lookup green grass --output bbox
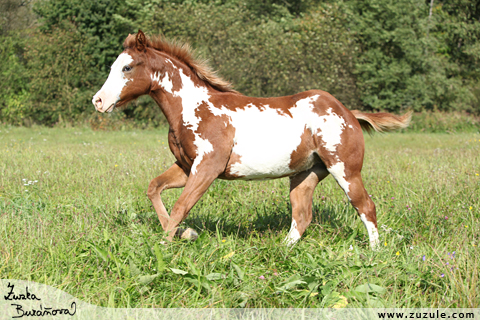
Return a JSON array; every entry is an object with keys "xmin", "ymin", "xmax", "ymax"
[{"xmin": 0, "ymin": 126, "xmax": 479, "ymax": 308}]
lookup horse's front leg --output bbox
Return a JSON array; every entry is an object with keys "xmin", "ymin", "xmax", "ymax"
[
  {"xmin": 164, "ymin": 157, "xmax": 225, "ymax": 242},
  {"xmin": 147, "ymin": 161, "xmax": 188, "ymax": 230}
]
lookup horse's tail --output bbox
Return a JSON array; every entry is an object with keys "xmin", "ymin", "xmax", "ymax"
[{"xmin": 351, "ymin": 110, "xmax": 412, "ymax": 134}]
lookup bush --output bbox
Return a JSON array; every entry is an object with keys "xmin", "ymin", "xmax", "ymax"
[
  {"xmin": 346, "ymin": 0, "xmax": 473, "ymax": 112},
  {"xmin": 0, "ymin": 33, "xmax": 30, "ymax": 125},
  {"xmin": 22, "ymin": 23, "xmax": 95, "ymax": 125}
]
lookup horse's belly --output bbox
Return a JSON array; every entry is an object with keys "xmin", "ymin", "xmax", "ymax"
[{"xmin": 226, "ymin": 131, "xmax": 316, "ymax": 180}]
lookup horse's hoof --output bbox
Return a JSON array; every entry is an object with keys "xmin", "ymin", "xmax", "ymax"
[{"xmin": 180, "ymin": 228, "xmax": 198, "ymax": 241}]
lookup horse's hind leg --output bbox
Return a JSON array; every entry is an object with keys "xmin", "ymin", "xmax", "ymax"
[
  {"xmin": 285, "ymin": 163, "xmax": 329, "ymax": 246},
  {"xmin": 147, "ymin": 162, "xmax": 188, "ymax": 230},
  {"xmin": 327, "ymin": 161, "xmax": 380, "ymax": 249}
]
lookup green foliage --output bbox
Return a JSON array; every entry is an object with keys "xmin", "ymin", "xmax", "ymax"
[
  {"xmin": 433, "ymin": 0, "xmax": 480, "ymax": 112},
  {"xmin": 33, "ymin": 0, "xmax": 131, "ymax": 75},
  {"xmin": 0, "ymin": 33, "xmax": 30, "ymax": 124},
  {"xmin": 436, "ymin": 0, "xmax": 480, "ymax": 75},
  {"xmin": 0, "ymin": 0, "xmax": 35, "ymax": 36},
  {"xmin": 22, "ymin": 22, "xmax": 95, "ymax": 125},
  {"xmin": 1, "ymin": 0, "xmax": 480, "ymax": 125},
  {"xmin": 0, "ymin": 0, "xmax": 136, "ymax": 125},
  {"xmin": 242, "ymin": 0, "xmax": 316, "ymax": 17},
  {"xmin": 346, "ymin": 0, "xmax": 471, "ymax": 112}
]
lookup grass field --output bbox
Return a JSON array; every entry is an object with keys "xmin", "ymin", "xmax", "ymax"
[{"xmin": 0, "ymin": 126, "xmax": 479, "ymax": 308}]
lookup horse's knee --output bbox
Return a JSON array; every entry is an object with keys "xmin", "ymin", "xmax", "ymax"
[{"xmin": 147, "ymin": 178, "xmax": 161, "ymax": 200}]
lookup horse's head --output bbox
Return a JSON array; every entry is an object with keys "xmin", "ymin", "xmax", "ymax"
[{"xmin": 93, "ymin": 30, "xmax": 152, "ymax": 113}]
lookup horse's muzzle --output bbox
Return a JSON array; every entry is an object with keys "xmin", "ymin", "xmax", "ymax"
[
  {"xmin": 93, "ymin": 96, "xmax": 104, "ymax": 111},
  {"xmin": 92, "ymin": 94, "xmax": 115, "ymax": 113}
]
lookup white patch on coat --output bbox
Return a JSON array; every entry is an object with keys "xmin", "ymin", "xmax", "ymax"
[
  {"xmin": 284, "ymin": 219, "xmax": 301, "ymax": 246},
  {"xmin": 191, "ymin": 137, "xmax": 213, "ymax": 174},
  {"xmin": 159, "ymin": 67, "xmax": 215, "ymax": 174},
  {"xmin": 316, "ymin": 108, "xmax": 346, "ymax": 152},
  {"xmin": 165, "ymin": 58, "xmax": 177, "ymax": 69},
  {"xmin": 151, "ymin": 59, "xmax": 178, "ymax": 91},
  {"xmin": 208, "ymin": 95, "xmax": 347, "ymax": 180},
  {"xmin": 212, "ymin": 102, "xmax": 309, "ymax": 179},
  {"xmin": 360, "ymin": 213, "xmax": 380, "ymax": 249},
  {"xmin": 151, "ymin": 71, "xmax": 173, "ymax": 94},
  {"xmin": 328, "ymin": 161, "xmax": 351, "ymax": 200},
  {"xmin": 93, "ymin": 53, "xmax": 133, "ymax": 112}
]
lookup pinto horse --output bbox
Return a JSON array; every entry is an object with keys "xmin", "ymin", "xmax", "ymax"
[{"xmin": 93, "ymin": 31, "xmax": 411, "ymax": 248}]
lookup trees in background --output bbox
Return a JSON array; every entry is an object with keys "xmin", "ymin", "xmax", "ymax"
[
  {"xmin": 348, "ymin": 0, "xmax": 480, "ymax": 112},
  {"xmin": 0, "ymin": 0, "xmax": 479, "ymax": 125}
]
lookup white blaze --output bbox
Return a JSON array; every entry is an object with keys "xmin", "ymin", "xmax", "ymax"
[{"xmin": 93, "ymin": 53, "xmax": 133, "ymax": 112}]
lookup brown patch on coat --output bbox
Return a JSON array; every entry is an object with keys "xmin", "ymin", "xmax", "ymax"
[
  {"xmin": 288, "ymin": 128, "xmax": 317, "ymax": 171},
  {"xmin": 168, "ymin": 129, "xmax": 194, "ymax": 173}
]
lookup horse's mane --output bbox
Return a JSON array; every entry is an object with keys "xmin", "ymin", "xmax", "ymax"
[{"xmin": 123, "ymin": 34, "xmax": 238, "ymax": 94}]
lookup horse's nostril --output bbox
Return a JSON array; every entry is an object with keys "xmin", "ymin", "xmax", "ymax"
[{"xmin": 95, "ymin": 97, "xmax": 103, "ymax": 108}]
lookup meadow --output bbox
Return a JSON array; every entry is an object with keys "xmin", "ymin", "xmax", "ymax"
[{"xmin": 0, "ymin": 125, "xmax": 479, "ymax": 308}]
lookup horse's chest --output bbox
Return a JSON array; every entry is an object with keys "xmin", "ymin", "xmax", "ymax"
[{"xmin": 168, "ymin": 129, "xmax": 196, "ymax": 169}]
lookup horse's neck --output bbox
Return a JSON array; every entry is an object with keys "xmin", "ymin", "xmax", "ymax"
[{"xmin": 149, "ymin": 59, "xmax": 215, "ymax": 131}]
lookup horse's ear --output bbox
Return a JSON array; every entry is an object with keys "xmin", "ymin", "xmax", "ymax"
[{"xmin": 136, "ymin": 30, "xmax": 147, "ymax": 52}]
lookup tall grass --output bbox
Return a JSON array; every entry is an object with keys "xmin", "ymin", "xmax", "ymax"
[{"xmin": 0, "ymin": 126, "xmax": 479, "ymax": 308}]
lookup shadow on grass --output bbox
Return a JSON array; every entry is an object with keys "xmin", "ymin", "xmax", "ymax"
[{"xmin": 117, "ymin": 196, "xmax": 362, "ymax": 243}]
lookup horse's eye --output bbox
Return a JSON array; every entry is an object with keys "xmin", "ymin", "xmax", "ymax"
[{"xmin": 122, "ymin": 65, "xmax": 132, "ymax": 72}]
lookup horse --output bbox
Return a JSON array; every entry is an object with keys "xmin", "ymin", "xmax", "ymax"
[{"xmin": 92, "ymin": 30, "xmax": 411, "ymax": 248}]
